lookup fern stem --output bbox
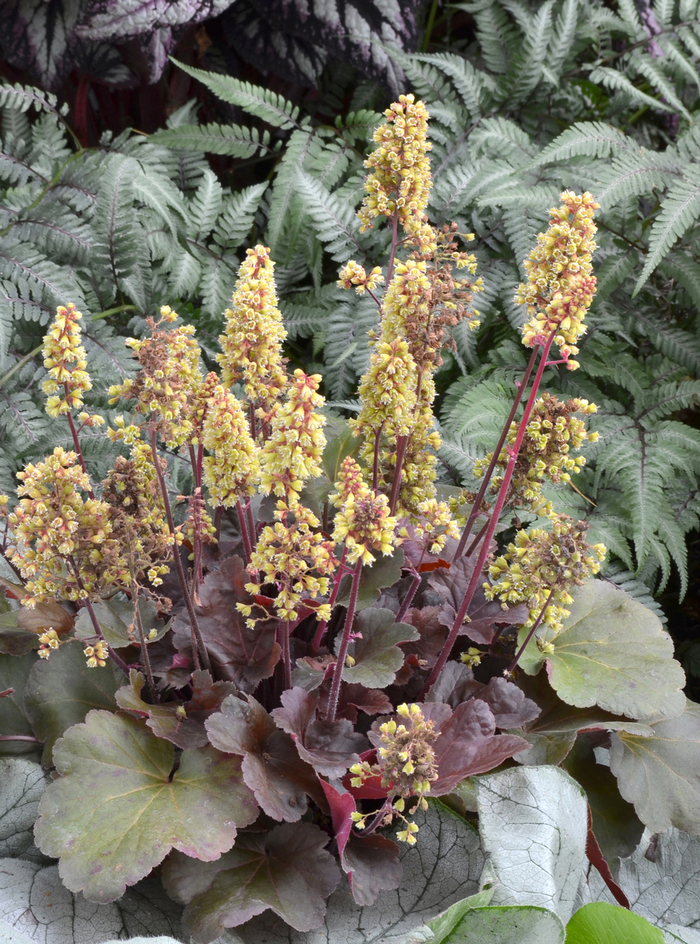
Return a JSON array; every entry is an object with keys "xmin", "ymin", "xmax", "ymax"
[
  {"xmin": 420, "ymin": 334, "xmax": 556, "ymax": 698},
  {"xmin": 421, "ymin": 0, "xmax": 440, "ymax": 51},
  {"xmin": 505, "ymin": 588, "xmax": 555, "ymax": 676},
  {"xmin": 455, "ymin": 346, "xmax": 539, "ymax": 558},
  {"xmin": 325, "ymin": 558, "xmax": 363, "ymax": 722},
  {"xmin": 148, "ymin": 425, "xmax": 211, "ymax": 673}
]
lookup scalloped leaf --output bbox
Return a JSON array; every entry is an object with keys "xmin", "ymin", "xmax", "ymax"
[{"xmin": 34, "ymin": 711, "xmax": 259, "ymax": 902}]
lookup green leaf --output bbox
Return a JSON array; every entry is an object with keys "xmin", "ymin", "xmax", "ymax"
[
  {"xmin": 521, "ymin": 580, "xmax": 685, "ymax": 722},
  {"xmin": 635, "ymin": 168, "xmax": 700, "ymax": 292},
  {"xmin": 563, "ymin": 737, "xmax": 644, "ymax": 861},
  {"xmin": 565, "ymin": 902, "xmax": 664, "ymax": 943},
  {"xmin": 336, "ymin": 549, "xmax": 405, "ymax": 611},
  {"xmin": 475, "ymin": 766, "xmax": 587, "ymax": 925},
  {"xmin": 0, "ymin": 860, "xmax": 183, "ymax": 942},
  {"xmin": 150, "ymin": 122, "xmax": 274, "ymax": 159},
  {"xmin": 0, "ymin": 757, "xmax": 48, "ymax": 858},
  {"xmin": 609, "ymin": 700, "xmax": 700, "ymax": 835},
  {"xmin": 23, "ymin": 638, "xmax": 119, "ymax": 765},
  {"xmin": 74, "ymin": 596, "xmax": 169, "ymax": 648},
  {"xmin": 340, "ymin": 608, "xmax": 418, "ymax": 688},
  {"xmin": 34, "ymin": 711, "xmax": 259, "ymax": 902},
  {"xmin": 0, "ymin": 652, "xmax": 38, "ymax": 756},
  {"xmin": 424, "ymin": 904, "xmax": 565, "ymax": 943}
]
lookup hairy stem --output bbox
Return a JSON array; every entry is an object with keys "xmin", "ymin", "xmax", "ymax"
[
  {"xmin": 388, "ymin": 435, "xmax": 408, "ymax": 515},
  {"xmin": 131, "ymin": 581, "xmax": 158, "ymax": 701},
  {"xmin": 312, "ymin": 545, "xmax": 347, "ymax": 651},
  {"xmin": 66, "ymin": 408, "xmax": 94, "ymax": 499},
  {"xmin": 395, "ymin": 569, "xmax": 422, "ymax": 624},
  {"xmin": 386, "ymin": 212, "xmax": 400, "ymax": 285},
  {"xmin": 281, "ymin": 620, "xmax": 292, "ymax": 691},
  {"xmin": 236, "ymin": 499, "xmax": 253, "ymax": 564},
  {"xmin": 325, "ymin": 559, "xmax": 363, "ymax": 723},
  {"xmin": 149, "ymin": 425, "xmax": 210, "ymax": 672},
  {"xmin": 421, "ymin": 334, "xmax": 555, "ymax": 697}
]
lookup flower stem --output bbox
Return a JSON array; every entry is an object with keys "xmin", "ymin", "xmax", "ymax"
[
  {"xmin": 455, "ymin": 345, "xmax": 539, "ymax": 558},
  {"xmin": 421, "ymin": 334, "xmax": 555, "ymax": 697},
  {"xmin": 395, "ymin": 568, "xmax": 422, "ymax": 623},
  {"xmin": 236, "ymin": 499, "xmax": 253, "ymax": 563},
  {"xmin": 131, "ymin": 579, "xmax": 158, "ymax": 701},
  {"xmin": 386, "ymin": 212, "xmax": 400, "ymax": 285},
  {"xmin": 506, "ymin": 588, "xmax": 555, "ymax": 676},
  {"xmin": 149, "ymin": 425, "xmax": 211, "ymax": 672},
  {"xmin": 66, "ymin": 408, "xmax": 95, "ymax": 499},
  {"xmin": 281, "ymin": 620, "xmax": 292, "ymax": 690},
  {"xmin": 326, "ymin": 559, "xmax": 363, "ymax": 723},
  {"xmin": 312, "ymin": 545, "xmax": 347, "ymax": 651},
  {"xmin": 388, "ymin": 435, "xmax": 408, "ymax": 515}
]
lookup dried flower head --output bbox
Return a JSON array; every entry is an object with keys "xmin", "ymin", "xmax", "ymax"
[
  {"xmin": 202, "ymin": 385, "xmax": 259, "ymax": 507},
  {"xmin": 475, "ymin": 393, "xmax": 599, "ymax": 517},
  {"xmin": 109, "ymin": 307, "xmax": 202, "ymax": 447},
  {"xmin": 42, "ymin": 303, "xmax": 93, "ymax": 417},
  {"xmin": 217, "ymin": 246, "xmax": 288, "ymax": 414},
  {"xmin": 242, "ymin": 501, "xmax": 337, "ymax": 624},
  {"xmin": 517, "ymin": 191, "xmax": 599, "ymax": 369},
  {"xmin": 485, "ymin": 515, "xmax": 606, "ymax": 635}
]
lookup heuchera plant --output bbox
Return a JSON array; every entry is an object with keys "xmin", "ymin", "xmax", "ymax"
[{"xmin": 0, "ymin": 96, "xmax": 690, "ymax": 942}]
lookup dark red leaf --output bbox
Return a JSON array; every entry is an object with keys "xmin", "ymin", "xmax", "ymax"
[
  {"xmin": 418, "ymin": 559, "xmax": 451, "ymax": 573},
  {"xmin": 272, "ymin": 687, "xmax": 367, "ymax": 779},
  {"xmin": 172, "ymin": 556, "xmax": 280, "ymax": 690},
  {"xmin": 206, "ymin": 694, "xmax": 324, "ymax": 821}
]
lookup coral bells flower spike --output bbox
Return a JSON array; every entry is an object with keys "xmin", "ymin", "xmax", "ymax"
[
  {"xmin": 337, "ymin": 261, "xmax": 384, "ymax": 296},
  {"xmin": 258, "ymin": 370, "xmax": 326, "ymax": 505},
  {"xmin": 202, "ymin": 385, "xmax": 259, "ymax": 507},
  {"xmin": 358, "ymin": 94, "xmax": 434, "ymax": 249},
  {"xmin": 42, "ymin": 304, "xmax": 94, "ymax": 417},
  {"xmin": 517, "ymin": 191, "xmax": 599, "ymax": 369},
  {"xmin": 331, "ymin": 458, "xmax": 398, "ymax": 565},
  {"xmin": 217, "ymin": 245, "xmax": 288, "ymax": 414}
]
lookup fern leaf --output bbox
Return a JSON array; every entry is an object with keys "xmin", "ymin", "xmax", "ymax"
[
  {"xmin": 199, "ymin": 255, "xmax": 238, "ymax": 319},
  {"xmin": 469, "ymin": 0, "xmax": 520, "ymax": 74},
  {"xmin": 149, "ymin": 122, "xmax": 275, "ymax": 158},
  {"xmin": 132, "ymin": 164, "xmax": 187, "ymax": 235},
  {"xmin": 656, "ymin": 250, "xmax": 700, "ymax": 313},
  {"xmin": 266, "ymin": 128, "xmax": 317, "ymax": 253},
  {"xmin": 506, "ymin": 0, "xmax": 556, "ymax": 104},
  {"xmin": 469, "ymin": 117, "xmax": 536, "ymax": 163},
  {"xmin": 587, "ymin": 65, "xmax": 676, "ymax": 113},
  {"xmin": 293, "ymin": 170, "xmax": 363, "ymax": 263},
  {"xmin": 170, "ymin": 60, "xmax": 303, "ymax": 131},
  {"xmin": 629, "ymin": 51, "xmax": 691, "ymax": 120},
  {"xmin": 188, "ymin": 169, "xmax": 223, "ymax": 242},
  {"xmin": 0, "ymin": 239, "xmax": 84, "ymax": 311},
  {"xmin": 213, "ymin": 183, "xmax": 268, "ymax": 252},
  {"xmin": 593, "ymin": 250, "xmax": 636, "ymax": 299},
  {"xmin": 594, "ymin": 149, "xmax": 678, "ymax": 209},
  {"xmin": 657, "ymin": 34, "xmax": 700, "ymax": 92},
  {"xmin": 168, "ymin": 248, "xmax": 202, "ymax": 299},
  {"xmin": 546, "ymin": 0, "xmax": 579, "ymax": 76},
  {"xmin": 0, "ymin": 83, "xmax": 63, "ymax": 118},
  {"xmin": 602, "ymin": 561, "xmax": 667, "ymax": 621},
  {"xmin": 441, "ymin": 376, "xmax": 518, "ymax": 440},
  {"xmin": 412, "ymin": 52, "xmax": 485, "ymax": 116},
  {"xmin": 635, "ymin": 167, "xmax": 700, "ymax": 291},
  {"xmin": 532, "ymin": 121, "xmax": 633, "ymax": 166},
  {"xmin": 91, "ymin": 155, "xmax": 151, "ymax": 312},
  {"xmin": 12, "ymin": 210, "xmax": 91, "ymax": 265}
]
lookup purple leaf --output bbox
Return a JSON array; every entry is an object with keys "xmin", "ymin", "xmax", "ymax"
[
  {"xmin": 320, "ymin": 779, "xmax": 402, "ymax": 907},
  {"xmin": 428, "ymin": 556, "xmax": 528, "ymax": 645},
  {"xmin": 426, "ymin": 663, "xmax": 540, "ymax": 729},
  {"xmin": 162, "ymin": 822, "xmax": 341, "ymax": 942},
  {"xmin": 172, "ymin": 556, "xmax": 280, "ymax": 691},
  {"xmin": 205, "ymin": 693, "xmax": 324, "ymax": 822},
  {"xmin": 272, "ymin": 687, "xmax": 367, "ymax": 779}
]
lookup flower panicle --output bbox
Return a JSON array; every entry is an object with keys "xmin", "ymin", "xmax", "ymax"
[
  {"xmin": 42, "ymin": 303, "xmax": 99, "ymax": 421},
  {"xmin": 517, "ymin": 191, "xmax": 599, "ymax": 369},
  {"xmin": 330, "ymin": 457, "xmax": 398, "ymax": 565},
  {"xmin": 202, "ymin": 384, "xmax": 259, "ymax": 507}
]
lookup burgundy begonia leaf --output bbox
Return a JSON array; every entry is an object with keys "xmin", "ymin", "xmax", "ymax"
[
  {"xmin": 116, "ymin": 670, "xmax": 237, "ymax": 750},
  {"xmin": 341, "ymin": 608, "xmax": 419, "ymax": 689},
  {"xmin": 426, "ymin": 661, "xmax": 482, "ymax": 706},
  {"xmin": 172, "ymin": 556, "xmax": 280, "ymax": 690},
  {"xmin": 403, "ymin": 605, "xmax": 448, "ymax": 667},
  {"xmin": 421, "ymin": 701, "xmax": 529, "ymax": 795},
  {"xmin": 320, "ymin": 779, "xmax": 401, "ymax": 906},
  {"xmin": 428, "ymin": 556, "xmax": 528, "ymax": 644},
  {"xmin": 205, "ymin": 693, "xmax": 323, "ymax": 822},
  {"xmin": 272, "ymin": 687, "xmax": 367, "ymax": 778},
  {"xmin": 34, "ymin": 711, "xmax": 259, "ymax": 902},
  {"xmin": 162, "ymin": 822, "xmax": 341, "ymax": 942}
]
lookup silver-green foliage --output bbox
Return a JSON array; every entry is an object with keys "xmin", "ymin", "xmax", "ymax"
[{"xmin": 0, "ymin": 93, "xmax": 269, "ymax": 494}]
